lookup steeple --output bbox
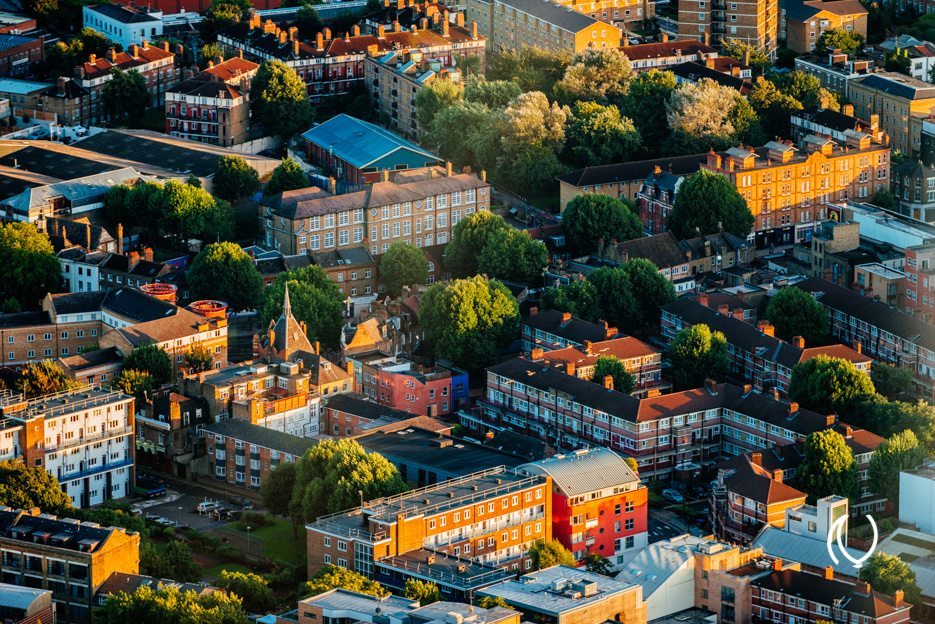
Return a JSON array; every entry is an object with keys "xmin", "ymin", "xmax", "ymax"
[
  {"xmin": 266, "ymin": 280, "xmax": 314, "ymax": 361},
  {"xmin": 282, "ymin": 281, "xmax": 292, "ymax": 318}
]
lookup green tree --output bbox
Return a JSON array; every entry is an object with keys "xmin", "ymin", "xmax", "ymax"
[
  {"xmin": 869, "ymin": 429, "xmax": 927, "ymax": 504},
  {"xmin": 477, "ymin": 228, "xmax": 548, "ymax": 284},
  {"xmin": 500, "ymin": 91, "xmax": 567, "ymax": 153},
  {"xmin": 528, "ymin": 539, "xmax": 576, "ymax": 569},
  {"xmin": 476, "ymin": 596, "xmax": 510, "ymax": 609},
  {"xmin": 487, "ymin": 47, "xmax": 571, "ymax": 96},
  {"xmin": 445, "ymin": 211, "xmax": 510, "ymax": 277},
  {"xmin": 1, "ymin": 298, "xmax": 20, "ymax": 313},
  {"xmin": 265, "ymin": 158, "xmax": 309, "ymax": 196},
  {"xmin": 203, "ymin": 0, "xmax": 249, "ymax": 32},
  {"xmin": 113, "ymin": 369, "xmax": 154, "ymax": 402},
  {"xmin": 260, "ymin": 461, "xmax": 296, "ymax": 516},
  {"xmin": 123, "ymin": 344, "xmax": 173, "ymax": 385},
  {"xmin": 584, "ymin": 553, "xmax": 613, "ymax": 575},
  {"xmin": 214, "ymin": 155, "xmax": 260, "ymax": 202},
  {"xmin": 666, "ymin": 79, "xmax": 751, "ymax": 153},
  {"xmin": 427, "ymin": 101, "xmax": 501, "ymax": 170},
  {"xmin": 566, "ymin": 101, "xmax": 640, "ymax": 167},
  {"xmin": 668, "ymin": 324, "xmax": 730, "ymax": 390},
  {"xmin": 860, "ymin": 553, "xmax": 922, "ymax": 606},
  {"xmin": 617, "ymin": 259, "xmax": 676, "ymax": 337},
  {"xmin": 81, "ymin": 506, "xmax": 147, "ymax": 534},
  {"xmin": 405, "ymin": 579, "xmax": 442, "ymax": 603},
  {"xmin": 252, "ymin": 60, "xmax": 315, "ymax": 137},
  {"xmin": 189, "ymin": 242, "xmax": 264, "ymax": 311},
  {"xmin": 592, "ymin": 357, "xmax": 635, "ymax": 394},
  {"xmin": 799, "ymin": 429, "xmax": 859, "ymax": 501},
  {"xmin": 563, "ymin": 194, "xmax": 643, "ymax": 254},
  {"xmin": 217, "ymin": 570, "xmax": 276, "ymax": 613},
  {"xmin": 816, "ymin": 28, "xmax": 864, "ymax": 54},
  {"xmin": 44, "ymin": 29, "xmax": 114, "ymax": 77},
  {"xmin": 102, "ymin": 69, "xmax": 148, "ymax": 123},
  {"xmin": 464, "ymin": 76, "xmax": 521, "ymax": 109},
  {"xmin": 621, "ymin": 69, "xmax": 677, "ymax": 155},
  {"xmin": 553, "ymin": 47, "xmax": 633, "ymax": 106},
  {"xmin": 303, "ymin": 565, "xmax": 389, "ymax": 597},
  {"xmin": 748, "ymin": 77, "xmax": 803, "ymax": 138},
  {"xmin": 496, "ymin": 143, "xmax": 566, "ymax": 196},
  {"xmin": 541, "ymin": 279, "xmax": 600, "ymax": 321},
  {"xmin": 15, "ymin": 361, "xmax": 78, "ymax": 398},
  {"xmin": 774, "ymin": 70, "xmax": 840, "ymax": 110},
  {"xmin": 291, "ymin": 439, "xmax": 408, "ymax": 524},
  {"xmin": 97, "ymin": 584, "xmax": 248, "ymax": 624},
  {"xmin": 720, "ymin": 38, "xmax": 771, "ymax": 72},
  {"xmin": 844, "ymin": 398, "xmax": 935, "ymax": 450},
  {"xmin": 667, "ymin": 169, "xmax": 754, "ymax": 239},
  {"xmin": 184, "ymin": 343, "xmax": 214, "ymax": 372},
  {"xmin": 419, "ymin": 276, "xmax": 519, "ymax": 369},
  {"xmin": 154, "ymin": 179, "xmax": 226, "ymax": 243},
  {"xmin": 0, "ymin": 222, "xmax": 61, "ymax": 309},
  {"xmin": 380, "ymin": 242, "xmax": 429, "ymax": 296},
  {"xmin": 200, "ymin": 42, "xmax": 224, "ymax": 67},
  {"xmin": 872, "ymin": 363, "xmax": 916, "ymax": 402},
  {"xmin": 414, "ymin": 79, "xmax": 464, "ymax": 132},
  {"xmin": 624, "ymin": 456, "xmax": 639, "ymax": 473},
  {"xmin": 24, "ymin": 0, "xmax": 58, "ymax": 18},
  {"xmin": 259, "ymin": 266, "xmax": 345, "ymax": 350},
  {"xmin": 147, "ymin": 540, "xmax": 202, "ymax": 582},
  {"xmin": 872, "ymin": 189, "xmax": 898, "ymax": 211},
  {"xmin": 0, "ymin": 460, "xmax": 73, "ymax": 515},
  {"xmin": 765, "ymin": 287, "xmax": 829, "ymax": 345},
  {"xmin": 789, "ymin": 355, "xmax": 875, "ymax": 414},
  {"xmin": 585, "ymin": 267, "xmax": 637, "ymax": 331}
]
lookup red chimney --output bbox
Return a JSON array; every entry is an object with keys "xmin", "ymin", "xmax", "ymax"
[
  {"xmin": 583, "ymin": 340, "xmax": 592, "ymax": 355},
  {"xmin": 751, "ymin": 451, "xmax": 762, "ymax": 466},
  {"xmin": 530, "ymin": 347, "xmax": 544, "ymax": 361},
  {"xmin": 603, "ymin": 375, "xmax": 614, "ymax": 391},
  {"xmin": 772, "ymin": 469, "xmax": 783, "ymax": 483},
  {"xmin": 792, "ymin": 335, "xmax": 805, "ymax": 348},
  {"xmin": 824, "ymin": 566, "xmax": 834, "ymax": 580}
]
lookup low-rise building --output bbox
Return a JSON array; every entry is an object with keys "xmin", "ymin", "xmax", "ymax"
[
  {"xmin": 311, "ymin": 247, "xmax": 377, "ymax": 300},
  {"xmin": 353, "ymin": 353, "xmax": 468, "ymax": 417},
  {"xmin": 321, "ymin": 392, "xmax": 430, "ymax": 437},
  {"xmin": 82, "ymin": 4, "xmax": 163, "ymax": 49},
  {"xmin": 854, "ymin": 262, "xmax": 905, "ymax": 307},
  {"xmin": 878, "ymin": 34, "xmax": 935, "ymax": 83},
  {"xmin": 59, "ymin": 347, "xmax": 123, "ymax": 387},
  {"xmin": 476, "ymin": 565, "xmax": 645, "ymax": 624},
  {"xmin": 0, "ymin": 583, "xmax": 55, "ymax": 624},
  {"xmin": 793, "ymin": 52, "xmax": 873, "ymax": 97},
  {"xmin": 0, "ymin": 309, "xmax": 100, "ymax": 368},
  {"xmin": 790, "ymin": 106, "xmax": 880, "ymax": 145},
  {"xmin": 619, "ymin": 232, "xmax": 694, "ymax": 292},
  {"xmin": 671, "ymin": 58, "xmax": 753, "ymax": 94},
  {"xmin": 0, "ymin": 507, "xmax": 140, "ymax": 624},
  {"xmin": 849, "ymin": 72, "xmax": 935, "ymax": 157},
  {"xmin": 535, "ymin": 336, "xmax": 663, "ymax": 396},
  {"xmin": 0, "ymin": 168, "xmax": 145, "ymax": 223},
  {"xmin": 521, "ymin": 309, "xmax": 619, "ymax": 352},
  {"xmin": 293, "ymin": 590, "xmax": 521, "ymax": 624},
  {"xmin": 0, "ymin": 32, "xmax": 43, "ymax": 76},
  {"xmin": 620, "ymin": 38, "xmax": 715, "ymax": 72},
  {"xmin": 135, "ymin": 392, "xmax": 210, "ymax": 476},
  {"xmin": 780, "ymin": 0, "xmax": 867, "ymax": 54},
  {"xmin": 519, "ymin": 448, "xmax": 648, "ymax": 568}
]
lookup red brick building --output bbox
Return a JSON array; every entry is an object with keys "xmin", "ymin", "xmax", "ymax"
[
  {"xmin": 904, "ymin": 244, "xmax": 935, "ymax": 323},
  {"xmin": 321, "ymin": 392, "xmax": 448, "ymax": 437},
  {"xmin": 352, "ymin": 353, "xmax": 469, "ymax": 417},
  {"xmin": 204, "ymin": 418, "xmax": 314, "ymax": 490},
  {"xmin": 519, "ymin": 448, "xmax": 648, "ymax": 570},
  {"xmin": 0, "ymin": 33, "xmax": 44, "ymax": 76},
  {"xmin": 535, "ymin": 337, "xmax": 664, "ymax": 396}
]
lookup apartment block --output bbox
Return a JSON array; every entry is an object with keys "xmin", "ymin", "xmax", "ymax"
[
  {"xmin": 521, "ymin": 309, "xmax": 619, "ymax": 352},
  {"xmin": 0, "ymin": 33, "xmax": 43, "ymax": 76},
  {"xmin": 260, "ymin": 166, "xmax": 490, "ymax": 257},
  {"xmin": 165, "ymin": 55, "xmax": 259, "ymax": 147},
  {"xmin": 849, "ymin": 72, "xmax": 935, "ymax": 157},
  {"xmin": 203, "ymin": 419, "xmax": 314, "ymax": 490},
  {"xmin": 365, "ymin": 47, "xmax": 463, "ymax": 138},
  {"xmin": 905, "ymin": 244, "xmax": 935, "ymax": 322},
  {"xmin": 620, "ymin": 37, "xmax": 716, "ymax": 71},
  {"xmin": 534, "ymin": 336, "xmax": 663, "ymax": 395},
  {"xmin": 294, "ymin": 591, "xmax": 521, "ymax": 624},
  {"xmin": 352, "ymin": 353, "xmax": 468, "ymax": 417},
  {"xmin": 307, "ymin": 466, "xmax": 550, "ymax": 596},
  {"xmin": 701, "ymin": 135, "xmax": 890, "ymax": 247},
  {"xmin": 793, "ymin": 52, "xmax": 873, "ymax": 97},
  {"xmin": 552, "ymin": 0, "xmax": 651, "ymax": 27},
  {"xmin": 82, "ymin": 4, "xmax": 163, "ymax": 49},
  {"xmin": 780, "ymin": 0, "xmax": 867, "ymax": 54},
  {"xmin": 0, "ymin": 387, "xmax": 134, "ymax": 509},
  {"xmin": 0, "ymin": 310, "xmax": 100, "ymax": 368},
  {"xmin": 793, "ymin": 276, "xmax": 935, "ymax": 399},
  {"xmin": 219, "ymin": 15, "xmax": 484, "ymax": 101},
  {"xmin": 678, "ymin": 0, "xmax": 777, "ymax": 52},
  {"xmin": 0, "ymin": 507, "xmax": 140, "ymax": 624},
  {"xmin": 466, "ymin": 0, "xmax": 621, "ymax": 53},
  {"xmin": 311, "ymin": 247, "xmax": 377, "ymax": 300},
  {"xmin": 462, "ymin": 357, "xmax": 837, "ymax": 479},
  {"xmin": 134, "ymin": 392, "xmax": 210, "ymax": 476},
  {"xmin": 519, "ymin": 448, "xmax": 648, "ymax": 569}
]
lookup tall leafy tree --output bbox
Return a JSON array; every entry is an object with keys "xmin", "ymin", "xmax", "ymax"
[
  {"xmin": 563, "ymin": 194, "xmax": 642, "ymax": 254},
  {"xmin": 528, "ymin": 539, "xmax": 575, "ymax": 569},
  {"xmin": 496, "ymin": 144, "xmax": 566, "ymax": 196},
  {"xmin": 871, "ymin": 363, "xmax": 917, "ymax": 402},
  {"xmin": 444, "ymin": 211, "xmax": 510, "ymax": 277},
  {"xmin": 499, "ymin": 91, "xmax": 567, "ymax": 153},
  {"xmin": 379, "ymin": 242, "xmax": 429, "ymax": 296},
  {"xmin": 189, "ymin": 242, "xmax": 264, "ymax": 311},
  {"xmin": 789, "ymin": 355, "xmax": 875, "ymax": 414},
  {"xmin": 427, "ymin": 101, "xmax": 500, "ymax": 170},
  {"xmin": 259, "ymin": 266, "xmax": 346, "ymax": 350},
  {"xmin": 816, "ymin": 28, "xmax": 864, "ymax": 54},
  {"xmin": 584, "ymin": 553, "xmax": 614, "ymax": 575},
  {"xmin": 774, "ymin": 70, "xmax": 840, "ymax": 110},
  {"xmin": 184, "ymin": 344, "xmax": 213, "ymax": 372},
  {"xmin": 554, "ymin": 48, "xmax": 633, "ymax": 106},
  {"xmin": 97, "ymin": 584, "xmax": 248, "ymax": 624},
  {"xmin": 102, "ymin": 69, "xmax": 148, "ymax": 123},
  {"xmin": 869, "ymin": 429, "xmax": 927, "ymax": 504},
  {"xmin": 15, "ymin": 361, "xmax": 78, "ymax": 399},
  {"xmin": 487, "ymin": 47, "xmax": 571, "ymax": 96},
  {"xmin": 565, "ymin": 101, "xmax": 640, "ymax": 167},
  {"xmin": 668, "ymin": 324, "xmax": 730, "ymax": 390},
  {"xmin": 419, "ymin": 276, "xmax": 519, "ymax": 369},
  {"xmin": 618, "ymin": 259, "xmax": 677, "ymax": 337},
  {"xmin": 720, "ymin": 38, "xmax": 771, "ymax": 72},
  {"xmin": 0, "ymin": 222, "xmax": 61, "ymax": 309},
  {"xmin": 860, "ymin": 554, "xmax": 923, "ymax": 606},
  {"xmin": 799, "ymin": 429, "xmax": 859, "ymax": 501},
  {"xmin": 464, "ymin": 76, "xmax": 522, "ymax": 109},
  {"xmin": 584, "ymin": 267, "xmax": 637, "ymax": 332},
  {"xmin": 252, "ymin": 60, "xmax": 315, "ymax": 137},
  {"xmin": 217, "ymin": 571, "xmax": 276, "ymax": 613},
  {"xmin": 113, "ymin": 369, "xmax": 154, "ymax": 402},
  {"xmin": 622, "ymin": 70, "xmax": 677, "ymax": 155},
  {"xmin": 265, "ymin": 158, "xmax": 309, "ymax": 196},
  {"xmin": 844, "ymin": 398, "xmax": 935, "ymax": 450},
  {"xmin": 667, "ymin": 169, "xmax": 754, "ymax": 239},
  {"xmin": 477, "ymin": 228, "xmax": 548, "ymax": 285},
  {"xmin": 123, "ymin": 344, "xmax": 173, "ymax": 385},
  {"xmin": 0, "ymin": 460, "xmax": 73, "ymax": 515},
  {"xmin": 260, "ymin": 461, "xmax": 296, "ymax": 516},
  {"xmin": 414, "ymin": 79, "xmax": 464, "ymax": 132},
  {"xmin": 541, "ymin": 279, "xmax": 600, "ymax": 321},
  {"xmin": 592, "ymin": 357, "xmax": 635, "ymax": 394},
  {"xmin": 405, "ymin": 579, "xmax": 442, "ymax": 603},
  {"xmin": 303, "ymin": 565, "xmax": 389, "ymax": 598},
  {"xmin": 765, "ymin": 287, "xmax": 829, "ymax": 345},
  {"xmin": 748, "ymin": 77, "xmax": 803, "ymax": 139},
  {"xmin": 214, "ymin": 155, "xmax": 260, "ymax": 202}
]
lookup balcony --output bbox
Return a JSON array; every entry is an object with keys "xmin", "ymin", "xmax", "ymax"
[{"xmin": 58, "ymin": 458, "xmax": 133, "ymax": 482}]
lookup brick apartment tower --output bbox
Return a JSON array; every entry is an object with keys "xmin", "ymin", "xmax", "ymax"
[{"xmin": 678, "ymin": 0, "xmax": 778, "ymax": 55}]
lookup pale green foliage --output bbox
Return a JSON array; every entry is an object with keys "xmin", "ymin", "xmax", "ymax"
[
  {"xmin": 720, "ymin": 38, "xmax": 771, "ymax": 71},
  {"xmin": 553, "ymin": 47, "xmax": 633, "ymax": 105},
  {"xmin": 500, "ymin": 91, "xmax": 567, "ymax": 152},
  {"xmin": 0, "ymin": 460, "xmax": 73, "ymax": 515},
  {"xmin": 528, "ymin": 539, "xmax": 576, "ymax": 569},
  {"xmin": 303, "ymin": 565, "xmax": 389, "ymax": 598},
  {"xmin": 816, "ymin": 28, "xmax": 864, "ymax": 54},
  {"xmin": 487, "ymin": 47, "xmax": 571, "ymax": 95},
  {"xmin": 464, "ymin": 76, "xmax": 522, "ymax": 108},
  {"xmin": 97, "ymin": 583, "xmax": 248, "ymax": 623},
  {"xmin": 16, "ymin": 361, "xmax": 78, "ymax": 398},
  {"xmin": 405, "ymin": 579, "xmax": 442, "ymax": 603},
  {"xmin": 113, "ymin": 369, "xmax": 154, "ymax": 401},
  {"xmin": 860, "ymin": 553, "xmax": 922, "ymax": 605},
  {"xmin": 217, "ymin": 570, "xmax": 276, "ymax": 613},
  {"xmin": 415, "ymin": 79, "xmax": 464, "ymax": 131},
  {"xmin": 184, "ymin": 343, "xmax": 214, "ymax": 373},
  {"xmin": 790, "ymin": 355, "xmax": 876, "ymax": 414},
  {"xmin": 0, "ymin": 221, "xmax": 61, "ymax": 309}
]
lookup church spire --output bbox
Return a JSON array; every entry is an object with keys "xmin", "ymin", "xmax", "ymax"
[{"xmin": 282, "ymin": 282, "xmax": 292, "ymax": 318}]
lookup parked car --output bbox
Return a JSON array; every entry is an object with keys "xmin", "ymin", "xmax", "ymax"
[
  {"xmin": 229, "ymin": 496, "xmax": 255, "ymax": 510},
  {"xmin": 195, "ymin": 500, "xmax": 221, "ymax": 514},
  {"xmin": 662, "ymin": 488, "xmax": 685, "ymax": 504}
]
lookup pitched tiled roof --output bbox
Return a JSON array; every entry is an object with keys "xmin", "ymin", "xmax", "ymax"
[
  {"xmin": 621, "ymin": 39, "xmax": 715, "ymax": 61},
  {"xmin": 540, "ymin": 336, "xmax": 659, "ymax": 369},
  {"xmin": 113, "ymin": 308, "xmax": 216, "ymax": 347},
  {"xmin": 557, "ymin": 153, "xmax": 707, "ymax": 187},
  {"xmin": 82, "ymin": 44, "xmax": 174, "ymax": 80},
  {"xmin": 499, "ymin": 0, "xmax": 615, "ymax": 32},
  {"xmin": 204, "ymin": 419, "xmax": 315, "ymax": 456},
  {"xmin": 752, "ymin": 569, "xmax": 910, "ymax": 617},
  {"xmin": 521, "ymin": 309, "xmax": 616, "ymax": 345},
  {"xmin": 324, "ymin": 392, "xmax": 418, "ymax": 421},
  {"xmin": 619, "ymin": 231, "xmax": 687, "ymax": 269},
  {"xmin": 672, "ymin": 62, "xmax": 751, "ymax": 93},
  {"xmin": 718, "ymin": 451, "xmax": 806, "ymax": 504},
  {"xmin": 201, "ymin": 56, "xmax": 259, "ymax": 82}
]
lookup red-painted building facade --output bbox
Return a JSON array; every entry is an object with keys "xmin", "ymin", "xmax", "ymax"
[
  {"xmin": 519, "ymin": 448, "xmax": 649, "ymax": 571},
  {"xmin": 352, "ymin": 354, "xmax": 469, "ymax": 417}
]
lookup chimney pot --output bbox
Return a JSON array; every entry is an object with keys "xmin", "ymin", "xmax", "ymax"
[
  {"xmin": 565, "ymin": 362, "xmax": 575, "ymax": 376},
  {"xmin": 583, "ymin": 340, "xmax": 592, "ymax": 355},
  {"xmin": 772, "ymin": 469, "xmax": 783, "ymax": 483},
  {"xmin": 603, "ymin": 375, "xmax": 614, "ymax": 391},
  {"xmin": 772, "ymin": 558, "xmax": 782, "ymax": 571},
  {"xmin": 751, "ymin": 451, "xmax": 762, "ymax": 466},
  {"xmin": 530, "ymin": 347, "xmax": 544, "ymax": 361},
  {"xmin": 824, "ymin": 566, "xmax": 834, "ymax": 580}
]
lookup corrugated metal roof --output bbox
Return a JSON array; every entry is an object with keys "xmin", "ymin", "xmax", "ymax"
[
  {"xmin": 519, "ymin": 447, "xmax": 639, "ymax": 497},
  {"xmin": 301, "ymin": 114, "xmax": 438, "ymax": 169}
]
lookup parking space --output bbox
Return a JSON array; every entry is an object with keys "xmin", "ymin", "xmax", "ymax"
[{"xmin": 648, "ymin": 516, "xmax": 685, "ymax": 543}]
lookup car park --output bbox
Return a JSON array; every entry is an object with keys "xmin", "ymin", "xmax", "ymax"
[{"xmin": 662, "ymin": 488, "xmax": 685, "ymax": 504}]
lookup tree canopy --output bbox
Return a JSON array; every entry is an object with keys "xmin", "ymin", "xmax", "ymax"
[
  {"xmin": 97, "ymin": 584, "xmax": 248, "ymax": 624},
  {"xmin": 217, "ymin": 570, "xmax": 276, "ymax": 613},
  {"xmin": 871, "ymin": 364, "xmax": 917, "ymax": 402},
  {"xmin": 562, "ymin": 194, "xmax": 643, "ymax": 254},
  {"xmin": 0, "ymin": 222, "xmax": 61, "ymax": 309},
  {"xmin": 380, "ymin": 242, "xmax": 429, "ymax": 297},
  {"xmin": 415, "ymin": 79, "xmax": 464, "ymax": 131},
  {"xmin": 487, "ymin": 47, "xmax": 571, "ymax": 96},
  {"xmin": 666, "ymin": 79, "xmax": 752, "ymax": 153},
  {"xmin": 0, "ymin": 460, "xmax": 73, "ymax": 515},
  {"xmin": 260, "ymin": 461, "xmax": 296, "ymax": 516},
  {"xmin": 303, "ymin": 565, "xmax": 389, "ymax": 598},
  {"xmin": 15, "ymin": 361, "xmax": 78, "ymax": 398},
  {"xmin": 553, "ymin": 47, "xmax": 633, "ymax": 106},
  {"xmin": 265, "ymin": 158, "xmax": 309, "ymax": 196},
  {"xmin": 464, "ymin": 76, "xmax": 522, "ymax": 109},
  {"xmin": 621, "ymin": 70, "xmax": 677, "ymax": 154},
  {"xmin": 565, "ymin": 101, "xmax": 640, "ymax": 167},
  {"xmin": 528, "ymin": 539, "xmax": 576, "ymax": 569},
  {"xmin": 419, "ymin": 276, "xmax": 519, "ymax": 369},
  {"xmin": 592, "ymin": 356, "xmax": 635, "ymax": 394},
  {"xmin": 859, "ymin": 553, "xmax": 922, "ymax": 606},
  {"xmin": 765, "ymin": 287, "xmax": 829, "ymax": 345},
  {"xmin": 667, "ymin": 169, "xmax": 754, "ymax": 239},
  {"xmin": 252, "ymin": 60, "xmax": 315, "ymax": 137},
  {"xmin": 789, "ymin": 355, "xmax": 875, "ymax": 414},
  {"xmin": 102, "ymin": 69, "xmax": 148, "ymax": 123},
  {"xmin": 113, "ymin": 369, "xmax": 154, "ymax": 402},
  {"xmin": 668, "ymin": 324, "xmax": 730, "ymax": 390},
  {"xmin": 405, "ymin": 579, "xmax": 442, "ymax": 604},
  {"xmin": 140, "ymin": 540, "xmax": 202, "ymax": 583},
  {"xmin": 214, "ymin": 155, "xmax": 260, "ymax": 202},
  {"xmin": 444, "ymin": 211, "xmax": 511, "ymax": 276},
  {"xmin": 816, "ymin": 28, "xmax": 864, "ymax": 54},
  {"xmin": 868, "ymin": 429, "xmax": 927, "ymax": 505},
  {"xmin": 189, "ymin": 242, "xmax": 264, "ymax": 311},
  {"xmin": 799, "ymin": 429, "xmax": 858, "ymax": 501},
  {"xmin": 123, "ymin": 344, "xmax": 173, "ymax": 385},
  {"xmin": 477, "ymin": 228, "xmax": 548, "ymax": 285},
  {"xmin": 259, "ymin": 266, "xmax": 346, "ymax": 350}
]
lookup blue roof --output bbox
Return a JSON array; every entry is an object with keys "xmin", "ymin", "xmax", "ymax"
[{"xmin": 301, "ymin": 114, "xmax": 439, "ymax": 170}]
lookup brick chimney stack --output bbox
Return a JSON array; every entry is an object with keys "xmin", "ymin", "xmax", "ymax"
[
  {"xmin": 793, "ymin": 335, "xmax": 805, "ymax": 348},
  {"xmin": 603, "ymin": 375, "xmax": 614, "ymax": 390}
]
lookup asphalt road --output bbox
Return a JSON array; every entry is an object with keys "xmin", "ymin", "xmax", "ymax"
[{"xmin": 648, "ymin": 515, "xmax": 686, "ymax": 544}]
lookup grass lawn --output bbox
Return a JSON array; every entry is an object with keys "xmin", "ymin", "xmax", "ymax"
[
  {"xmin": 220, "ymin": 516, "xmax": 305, "ymax": 564},
  {"xmin": 203, "ymin": 562, "xmax": 251, "ymax": 580}
]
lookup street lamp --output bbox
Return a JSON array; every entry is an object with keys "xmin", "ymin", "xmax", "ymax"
[{"xmin": 246, "ymin": 526, "xmax": 252, "ymax": 556}]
